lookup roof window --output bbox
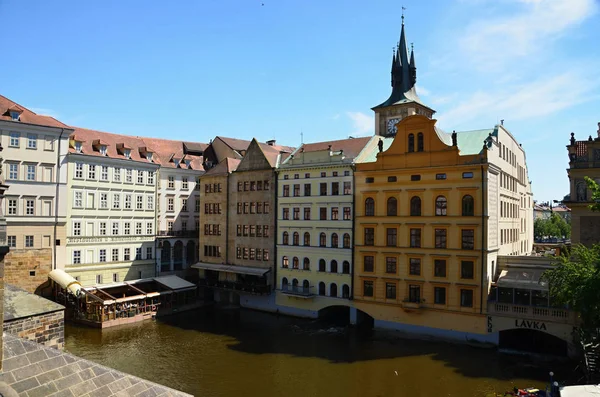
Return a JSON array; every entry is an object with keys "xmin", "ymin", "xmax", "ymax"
[
  {"xmin": 100, "ymin": 145, "xmax": 107, "ymax": 156},
  {"xmin": 124, "ymin": 149, "xmax": 131, "ymax": 159},
  {"xmin": 9, "ymin": 111, "xmax": 20, "ymax": 121},
  {"xmin": 75, "ymin": 142, "xmax": 82, "ymax": 153}
]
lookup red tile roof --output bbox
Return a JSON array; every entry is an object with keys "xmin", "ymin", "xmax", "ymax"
[
  {"xmin": 141, "ymin": 137, "xmax": 206, "ymax": 171},
  {"xmin": 217, "ymin": 136, "xmax": 294, "ymax": 155},
  {"xmin": 0, "ymin": 94, "xmax": 70, "ymax": 128},
  {"xmin": 203, "ymin": 157, "xmax": 240, "ymax": 176},
  {"xmin": 299, "ymin": 137, "xmax": 372, "ymax": 159}
]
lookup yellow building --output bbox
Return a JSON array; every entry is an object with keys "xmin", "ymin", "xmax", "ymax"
[
  {"xmin": 351, "ymin": 21, "xmax": 533, "ymax": 343},
  {"xmin": 275, "ymin": 137, "xmax": 375, "ymax": 317}
]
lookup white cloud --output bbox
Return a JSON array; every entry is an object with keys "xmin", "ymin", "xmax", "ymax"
[
  {"xmin": 346, "ymin": 111, "xmax": 374, "ymax": 136},
  {"xmin": 460, "ymin": 0, "xmax": 597, "ymax": 70}
]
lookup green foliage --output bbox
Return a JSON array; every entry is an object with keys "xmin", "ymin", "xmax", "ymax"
[
  {"xmin": 585, "ymin": 176, "xmax": 600, "ymax": 212},
  {"xmin": 534, "ymin": 212, "xmax": 571, "ymax": 239},
  {"xmin": 542, "ymin": 244, "xmax": 600, "ymax": 332}
]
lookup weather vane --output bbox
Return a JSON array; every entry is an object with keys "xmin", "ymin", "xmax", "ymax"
[{"xmin": 402, "ymin": 6, "xmax": 406, "ymax": 23}]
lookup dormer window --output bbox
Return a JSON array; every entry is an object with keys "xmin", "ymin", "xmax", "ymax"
[
  {"xmin": 184, "ymin": 159, "xmax": 191, "ymax": 168},
  {"xmin": 146, "ymin": 153, "xmax": 153, "ymax": 161},
  {"xmin": 9, "ymin": 111, "xmax": 20, "ymax": 121},
  {"xmin": 100, "ymin": 145, "xmax": 107, "ymax": 156},
  {"xmin": 75, "ymin": 142, "xmax": 82, "ymax": 153},
  {"xmin": 124, "ymin": 149, "xmax": 131, "ymax": 159},
  {"xmin": 174, "ymin": 159, "xmax": 180, "ymax": 168}
]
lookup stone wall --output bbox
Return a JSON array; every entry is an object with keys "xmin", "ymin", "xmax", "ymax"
[
  {"xmin": 3, "ymin": 310, "xmax": 64, "ymax": 349},
  {"xmin": 3, "ymin": 248, "xmax": 52, "ymax": 295}
]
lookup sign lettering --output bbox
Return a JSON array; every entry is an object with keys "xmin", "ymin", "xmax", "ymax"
[{"xmin": 514, "ymin": 319, "xmax": 547, "ymax": 331}]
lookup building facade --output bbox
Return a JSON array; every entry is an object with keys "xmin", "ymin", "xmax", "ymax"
[
  {"xmin": 0, "ymin": 96, "xmax": 71, "ymax": 294},
  {"xmin": 65, "ymin": 128, "xmax": 160, "ymax": 286},
  {"xmin": 275, "ymin": 137, "xmax": 374, "ymax": 317}
]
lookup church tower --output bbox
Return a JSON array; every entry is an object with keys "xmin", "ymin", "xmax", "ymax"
[{"xmin": 373, "ymin": 15, "xmax": 435, "ymax": 136}]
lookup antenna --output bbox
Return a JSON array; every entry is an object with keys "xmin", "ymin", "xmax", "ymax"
[{"xmin": 300, "ymin": 128, "xmax": 304, "ymax": 145}]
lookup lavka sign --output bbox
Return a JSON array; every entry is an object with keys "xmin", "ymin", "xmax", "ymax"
[{"xmin": 515, "ymin": 319, "xmax": 547, "ymax": 331}]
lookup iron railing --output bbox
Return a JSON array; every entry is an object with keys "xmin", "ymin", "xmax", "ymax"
[{"xmin": 198, "ymin": 278, "xmax": 271, "ymax": 295}]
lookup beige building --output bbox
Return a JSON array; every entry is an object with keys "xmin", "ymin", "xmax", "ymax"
[
  {"xmin": 65, "ymin": 128, "xmax": 160, "ymax": 286},
  {"xmin": 0, "ymin": 95, "xmax": 71, "ymax": 293}
]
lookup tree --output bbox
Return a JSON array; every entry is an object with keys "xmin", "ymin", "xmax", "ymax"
[
  {"xmin": 585, "ymin": 176, "xmax": 600, "ymax": 212},
  {"xmin": 542, "ymin": 244, "xmax": 600, "ymax": 333},
  {"xmin": 534, "ymin": 213, "xmax": 570, "ymax": 240}
]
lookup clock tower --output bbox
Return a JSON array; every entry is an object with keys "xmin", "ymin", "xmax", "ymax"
[{"xmin": 373, "ymin": 17, "xmax": 435, "ymax": 136}]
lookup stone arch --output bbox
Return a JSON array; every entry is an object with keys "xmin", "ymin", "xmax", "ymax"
[
  {"xmin": 173, "ymin": 241, "xmax": 184, "ymax": 270},
  {"xmin": 161, "ymin": 240, "xmax": 171, "ymax": 271}
]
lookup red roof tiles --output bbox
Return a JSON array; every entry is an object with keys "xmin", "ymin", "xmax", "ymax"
[
  {"xmin": 299, "ymin": 137, "xmax": 372, "ymax": 159},
  {"xmin": 0, "ymin": 95, "xmax": 69, "ymax": 128}
]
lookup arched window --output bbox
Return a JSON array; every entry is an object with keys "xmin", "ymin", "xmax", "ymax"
[
  {"xmin": 318, "ymin": 282, "xmax": 326, "ymax": 296},
  {"xmin": 462, "ymin": 195, "xmax": 474, "ymax": 216},
  {"xmin": 303, "ymin": 257, "xmax": 310, "ymax": 270},
  {"xmin": 173, "ymin": 241, "xmax": 184, "ymax": 270},
  {"xmin": 282, "ymin": 232, "xmax": 289, "ymax": 245},
  {"xmin": 303, "ymin": 232, "xmax": 310, "ymax": 246},
  {"xmin": 330, "ymin": 283, "xmax": 338, "ymax": 297},
  {"xmin": 408, "ymin": 133, "xmax": 415, "ymax": 152},
  {"xmin": 342, "ymin": 284, "xmax": 350, "ymax": 299},
  {"xmin": 343, "ymin": 261, "xmax": 350, "ymax": 274},
  {"xmin": 292, "ymin": 257, "xmax": 299, "ymax": 269},
  {"xmin": 410, "ymin": 196, "xmax": 421, "ymax": 216},
  {"xmin": 343, "ymin": 233, "xmax": 351, "ymax": 248},
  {"xmin": 292, "ymin": 278, "xmax": 299, "ymax": 287},
  {"xmin": 387, "ymin": 197, "xmax": 397, "ymax": 216},
  {"xmin": 293, "ymin": 232, "xmax": 299, "ymax": 246},
  {"xmin": 330, "ymin": 260, "xmax": 338, "ymax": 273},
  {"xmin": 302, "ymin": 280, "xmax": 310, "ymax": 293},
  {"xmin": 282, "ymin": 277, "xmax": 288, "ymax": 289},
  {"xmin": 417, "ymin": 132, "xmax": 424, "ymax": 152},
  {"xmin": 319, "ymin": 233, "xmax": 326, "ymax": 247},
  {"xmin": 365, "ymin": 198, "xmax": 375, "ymax": 216},
  {"xmin": 435, "ymin": 196, "xmax": 447, "ymax": 216},
  {"xmin": 282, "ymin": 256, "xmax": 289, "ymax": 268},
  {"xmin": 319, "ymin": 259, "xmax": 326, "ymax": 272},
  {"xmin": 160, "ymin": 241, "xmax": 171, "ymax": 272},
  {"xmin": 331, "ymin": 233, "xmax": 338, "ymax": 248}
]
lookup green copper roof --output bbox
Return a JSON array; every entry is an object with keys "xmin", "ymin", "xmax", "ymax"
[{"xmin": 360, "ymin": 137, "xmax": 394, "ymax": 163}]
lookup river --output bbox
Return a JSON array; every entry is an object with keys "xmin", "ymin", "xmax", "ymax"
[{"xmin": 64, "ymin": 307, "xmax": 578, "ymax": 397}]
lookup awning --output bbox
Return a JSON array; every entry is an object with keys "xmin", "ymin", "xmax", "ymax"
[
  {"xmin": 153, "ymin": 275, "xmax": 197, "ymax": 292},
  {"xmin": 496, "ymin": 268, "xmax": 548, "ymax": 291},
  {"xmin": 49, "ymin": 269, "xmax": 83, "ymax": 297},
  {"xmin": 192, "ymin": 262, "xmax": 271, "ymax": 277}
]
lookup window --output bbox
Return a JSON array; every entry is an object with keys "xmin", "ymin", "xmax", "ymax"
[
  {"xmin": 283, "ymin": 185, "xmax": 289, "ymax": 197},
  {"xmin": 100, "ymin": 166, "xmax": 109, "ymax": 181},
  {"xmin": 386, "ymin": 283, "xmax": 397, "ymax": 299},
  {"xmin": 462, "ymin": 172, "xmax": 474, "ymax": 179},
  {"xmin": 147, "ymin": 195, "xmax": 154, "ymax": 210},
  {"xmin": 320, "ymin": 172, "xmax": 326, "ymax": 177},
  {"xmin": 99, "ymin": 249, "xmax": 106, "ymax": 262},
  {"xmin": 168, "ymin": 198, "xmax": 174, "ymax": 212},
  {"xmin": 293, "ymin": 207, "xmax": 300, "ymax": 220},
  {"xmin": 112, "ymin": 222, "xmax": 119, "ymax": 235},
  {"xmin": 74, "ymin": 191, "xmax": 83, "ymax": 208},
  {"xmin": 435, "ymin": 229, "xmax": 447, "ymax": 249},
  {"xmin": 25, "ymin": 235, "xmax": 34, "ymax": 247},
  {"xmin": 343, "ymin": 181, "xmax": 351, "ymax": 195},
  {"xmin": 387, "ymin": 176, "xmax": 397, "ymax": 183},
  {"xmin": 8, "ymin": 164, "xmax": 18, "ymax": 180},
  {"xmin": 73, "ymin": 250, "xmax": 81, "ymax": 264},
  {"xmin": 283, "ymin": 208, "xmax": 289, "ymax": 220},
  {"xmin": 281, "ymin": 256, "xmax": 289, "ymax": 268},
  {"xmin": 386, "ymin": 257, "xmax": 397, "ymax": 273},
  {"xmin": 194, "ymin": 198, "xmax": 200, "ymax": 213},
  {"xmin": 363, "ymin": 281, "xmax": 374, "ymax": 297},
  {"xmin": 331, "ymin": 233, "xmax": 338, "ymax": 248},
  {"xmin": 146, "ymin": 247, "xmax": 153, "ymax": 260},
  {"xmin": 25, "ymin": 199, "xmax": 35, "ymax": 215},
  {"xmin": 124, "ymin": 222, "xmax": 131, "ymax": 235},
  {"xmin": 293, "ymin": 184, "xmax": 300, "ymax": 197},
  {"xmin": 320, "ymin": 183, "xmax": 327, "ymax": 196},
  {"xmin": 410, "ymin": 174, "xmax": 421, "ymax": 181},
  {"xmin": 461, "ymin": 229, "xmax": 475, "ymax": 250},
  {"xmin": 462, "ymin": 195, "xmax": 474, "ymax": 216},
  {"xmin": 320, "ymin": 207, "xmax": 327, "ymax": 220},
  {"xmin": 147, "ymin": 171, "xmax": 155, "ymax": 185},
  {"xmin": 137, "ymin": 170, "xmax": 145, "ymax": 184},
  {"xmin": 181, "ymin": 198, "xmax": 188, "ymax": 212},
  {"xmin": 88, "ymin": 165, "xmax": 96, "ymax": 179},
  {"xmin": 365, "ymin": 198, "xmax": 375, "ymax": 216},
  {"xmin": 331, "ymin": 207, "xmax": 339, "ymax": 220},
  {"xmin": 387, "ymin": 197, "xmax": 397, "ymax": 216},
  {"xmin": 8, "ymin": 199, "xmax": 17, "ymax": 215},
  {"xmin": 99, "ymin": 222, "xmax": 107, "ymax": 236},
  {"xmin": 365, "ymin": 177, "xmax": 374, "ymax": 184},
  {"xmin": 100, "ymin": 193, "xmax": 108, "ymax": 209},
  {"xmin": 182, "ymin": 177, "xmax": 188, "ymax": 189},
  {"xmin": 409, "ymin": 258, "xmax": 421, "ymax": 275},
  {"xmin": 364, "ymin": 228, "xmax": 374, "ymax": 246},
  {"xmin": 26, "ymin": 164, "xmax": 36, "ymax": 181},
  {"xmin": 331, "ymin": 182, "xmax": 339, "ymax": 196},
  {"xmin": 417, "ymin": 132, "xmax": 424, "ymax": 152},
  {"xmin": 136, "ymin": 248, "xmax": 142, "ymax": 260},
  {"xmin": 112, "ymin": 249, "xmax": 119, "ymax": 262},
  {"xmin": 435, "ymin": 196, "xmax": 447, "ymax": 216},
  {"xmin": 292, "ymin": 232, "xmax": 299, "ymax": 246},
  {"xmin": 168, "ymin": 176, "xmax": 175, "ymax": 189},
  {"xmin": 292, "ymin": 257, "xmax": 299, "ymax": 269},
  {"xmin": 124, "ymin": 248, "xmax": 131, "ymax": 261},
  {"xmin": 461, "ymin": 261, "xmax": 474, "ymax": 279},
  {"xmin": 9, "ymin": 132, "xmax": 20, "ymax": 147},
  {"xmin": 319, "ymin": 232, "xmax": 326, "ymax": 247},
  {"xmin": 282, "ymin": 231, "xmax": 289, "ymax": 245},
  {"xmin": 408, "ymin": 133, "xmax": 414, "ymax": 152},
  {"xmin": 136, "ymin": 222, "xmax": 142, "ymax": 235},
  {"xmin": 408, "ymin": 285, "xmax": 421, "ymax": 303},
  {"xmin": 342, "ymin": 207, "xmax": 351, "ymax": 221},
  {"xmin": 364, "ymin": 256, "xmax": 374, "ymax": 272},
  {"xmin": 436, "ymin": 173, "xmax": 447, "ymax": 180},
  {"xmin": 434, "ymin": 287, "xmax": 446, "ymax": 305},
  {"xmin": 303, "ymin": 232, "xmax": 310, "ymax": 246},
  {"xmin": 8, "ymin": 236, "xmax": 16, "ymax": 248},
  {"xmin": 73, "ymin": 222, "xmax": 81, "ymax": 236},
  {"xmin": 410, "ymin": 196, "xmax": 421, "ymax": 216},
  {"xmin": 343, "ymin": 233, "xmax": 350, "ymax": 248},
  {"xmin": 386, "ymin": 228, "xmax": 397, "ymax": 247},
  {"xmin": 125, "ymin": 194, "xmax": 132, "ymax": 209},
  {"xmin": 100, "ymin": 145, "xmax": 107, "ymax": 156},
  {"xmin": 460, "ymin": 289, "xmax": 474, "ymax": 307},
  {"xmin": 124, "ymin": 149, "xmax": 131, "ymax": 159},
  {"xmin": 113, "ymin": 167, "xmax": 121, "ymax": 182},
  {"xmin": 304, "ymin": 183, "xmax": 311, "ymax": 196},
  {"xmin": 96, "ymin": 275, "xmax": 103, "ymax": 284},
  {"xmin": 434, "ymin": 259, "xmax": 446, "ymax": 277},
  {"xmin": 126, "ymin": 169, "xmax": 133, "ymax": 183},
  {"xmin": 410, "ymin": 228, "xmax": 421, "ymax": 248},
  {"xmin": 113, "ymin": 193, "xmax": 120, "ymax": 209}
]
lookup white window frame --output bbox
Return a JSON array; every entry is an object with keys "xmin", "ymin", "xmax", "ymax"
[
  {"xmin": 26, "ymin": 164, "xmax": 36, "ymax": 181},
  {"xmin": 113, "ymin": 193, "xmax": 121, "ymax": 209},
  {"xmin": 88, "ymin": 164, "xmax": 96, "ymax": 179},
  {"xmin": 25, "ymin": 235, "xmax": 34, "ymax": 248},
  {"xmin": 168, "ymin": 176, "xmax": 174, "ymax": 189},
  {"xmin": 9, "ymin": 131, "xmax": 20, "ymax": 147},
  {"xmin": 7, "ymin": 236, "xmax": 16, "ymax": 248},
  {"xmin": 99, "ymin": 249, "xmax": 106, "ymax": 262},
  {"xmin": 113, "ymin": 167, "xmax": 121, "ymax": 182},
  {"xmin": 125, "ymin": 168, "xmax": 132, "ymax": 183},
  {"xmin": 135, "ymin": 222, "xmax": 142, "ymax": 235},
  {"xmin": 112, "ymin": 248, "xmax": 119, "ymax": 262},
  {"xmin": 112, "ymin": 222, "xmax": 119, "ymax": 235},
  {"xmin": 73, "ymin": 250, "xmax": 81, "ymax": 264},
  {"xmin": 147, "ymin": 195, "xmax": 154, "ymax": 210},
  {"xmin": 124, "ymin": 222, "xmax": 131, "ymax": 235},
  {"xmin": 182, "ymin": 177, "xmax": 188, "ymax": 190},
  {"xmin": 99, "ymin": 222, "xmax": 107, "ymax": 236},
  {"xmin": 74, "ymin": 191, "xmax": 83, "ymax": 208},
  {"xmin": 181, "ymin": 198, "xmax": 188, "ymax": 212},
  {"xmin": 8, "ymin": 199, "xmax": 17, "ymax": 215},
  {"xmin": 100, "ymin": 165, "xmax": 109, "ymax": 181},
  {"xmin": 75, "ymin": 163, "xmax": 84, "ymax": 179},
  {"xmin": 124, "ymin": 194, "xmax": 132, "ymax": 209},
  {"xmin": 167, "ymin": 197, "xmax": 174, "ymax": 212},
  {"xmin": 124, "ymin": 248, "xmax": 131, "ymax": 261},
  {"xmin": 135, "ymin": 247, "xmax": 142, "ymax": 260},
  {"xmin": 100, "ymin": 145, "xmax": 107, "ymax": 156},
  {"xmin": 27, "ymin": 134, "xmax": 37, "ymax": 149},
  {"xmin": 146, "ymin": 222, "xmax": 153, "ymax": 235},
  {"xmin": 25, "ymin": 199, "xmax": 35, "ymax": 215},
  {"xmin": 147, "ymin": 171, "xmax": 155, "ymax": 185},
  {"xmin": 146, "ymin": 247, "xmax": 153, "ymax": 260},
  {"xmin": 137, "ymin": 170, "xmax": 144, "ymax": 184},
  {"xmin": 8, "ymin": 163, "xmax": 18, "ymax": 180},
  {"xmin": 73, "ymin": 221, "xmax": 81, "ymax": 236},
  {"xmin": 100, "ymin": 193, "xmax": 108, "ymax": 209},
  {"xmin": 136, "ymin": 195, "xmax": 143, "ymax": 210}
]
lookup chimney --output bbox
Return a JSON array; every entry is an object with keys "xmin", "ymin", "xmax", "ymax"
[{"xmin": 266, "ymin": 140, "xmax": 276, "ymax": 146}]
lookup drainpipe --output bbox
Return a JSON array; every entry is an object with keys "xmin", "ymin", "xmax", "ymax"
[
  {"xmin": 480, "ymin": 164, "xmax": 486, "ymax": 315},
  {"xmin": 350, "ymin": 166, "xmax": 355, "ymax": 300},
  {"xmin": 53, "ymin": 128, "xmax": 66, "ymax": 270}
]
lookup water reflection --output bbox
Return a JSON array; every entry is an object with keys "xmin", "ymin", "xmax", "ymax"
[{"xmin": 65, "ymin": 307, "xmax": 578, "ymax": 397}]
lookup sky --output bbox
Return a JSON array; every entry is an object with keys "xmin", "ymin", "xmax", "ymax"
[{"xmin": 1, "ymin": 0, "xmax": 599, "ymax": 202}]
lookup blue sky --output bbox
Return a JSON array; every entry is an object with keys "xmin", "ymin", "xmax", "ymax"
[{"xmin": 2, "ymin": 0, "xmax": 599, "ymax": 201}]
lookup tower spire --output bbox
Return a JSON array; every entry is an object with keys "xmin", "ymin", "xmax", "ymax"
[{"xmin": 410, "ymin": 42, "xmax": 416, "ymax": 86}]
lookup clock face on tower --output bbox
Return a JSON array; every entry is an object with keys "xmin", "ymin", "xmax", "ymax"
[{"xmin": 387, "ymin": 117, "xmax": 402, "ymax": 135}]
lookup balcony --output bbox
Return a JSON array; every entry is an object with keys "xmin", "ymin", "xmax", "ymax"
[
  {"xmin": 198, "ymin": 278, "xmax": 271, "ymax": 295},
  {"xmin": 281, "ymin": 285, "xmax": 314, "ymax": 298},
  {"xmin": 402, "ymin": 299, "xmax": 424, "ymax": 311},
  {"xmin": 157, "ymin": 230, "xmax": 198, "ymax": 238},
  {"xmin": 487, "ymin": 302, "xmax": 576, "ymax": 324}
]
